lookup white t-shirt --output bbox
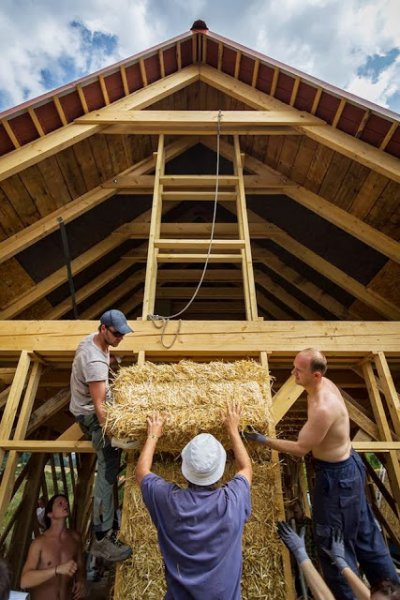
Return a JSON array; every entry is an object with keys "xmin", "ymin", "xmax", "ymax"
[{"xmin": 69, "ymin": 333, "xmax": 110, "ymax": 417}]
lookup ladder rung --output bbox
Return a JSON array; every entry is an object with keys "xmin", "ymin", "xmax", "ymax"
[
  {"xmin": 157, "ymin": 253, "xmax": 243, "ymax": 263},
  {"xmin": 160, "ymin": 175, "xmax": 239, "ymax": 187},
  {"xmin": 155, "ymin": 239, "xmax": 246, "ymax": 250},
  {"xmin": 162, "ymin": 191, "xmax": 237, "ymax": 201}
]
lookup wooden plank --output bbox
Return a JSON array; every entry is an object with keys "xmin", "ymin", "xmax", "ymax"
[
  {"xmin": 155, "ymin": 239, "xmax": 245, "ymax": 250},
  {"xmin": 362, "ymin": 360, "xmax": 400, "ymax": 514},
  {"xmin": 0, "ymin": 362, "xmax": 42, "ymax": 524},
  {"xmin": 142, "ymin": 135, "xmax": 164, "ymax": 318},
  {"xmin": 234, "ymin": 135, "xmax": 258, "ymax": 320},
  {"xmin": 352, "ymin": 442, "xmax": 400, "ymax": 451},
  {"xmin": 254, "ymin": 251, "xmax": 359, "ymax": 320},
  {"xmin": 0, "ymin": 440, "xmax": 94, "ymax": 452},
  {"xmin": 27, "ymin": 387, "xmax": 71, "ymax": 436},
  {"xmin": 0, "ymin": 233, "xmax": 124, "ymax": 319},
  {"xmin": 374, "ymin": 352, "xmax": 400, "ymax": 438},
  {"xmin": 340, "ymin": 388, "xmax": 379, "ymax": 439},
  {"xmin": 0, "ymin": 321, "xmax": 399, "ymax": 355},
  {"xmin": 77, "ymin": 109, "xmax": 324, "ymax": 130},
  {"xmin": 199, "ymin": 65, "xmax": 400, "ymax": 183},
  {"xmin": 257, "ymin": 293, "xmax": 292, "ymax": 320},
  {"xmin": 0, "ymin": 351, "xmax": 31, "ymax": 465},
  {"xmin": 204, "ymin": 136, "xmax": 400, "ymax": 265},
  {"xmin": 272, "ymin": 375, "xmax": 304, "ymax": 423},
  {"xmin": 156, "ymin": 253, "xmax": 243, "ymax": 263},
  {"xmin": 260, "ymin": 351, "xmax": 296, "ymax": 599},
  {"xmin": 0, "ymin": 65, "xmax": 200, "ymax": 181},
  {"xmin": 253, "ymin": 227, "xmax": 400, "ymax": 320},
  {"xmin": 256, "ymin": 272, "xmax": 322, "ymax": 320}
]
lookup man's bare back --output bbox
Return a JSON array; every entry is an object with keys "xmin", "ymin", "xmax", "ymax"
[{"xmin": 307, "ymin": 377, "xmax": 351, "ymax": 462}]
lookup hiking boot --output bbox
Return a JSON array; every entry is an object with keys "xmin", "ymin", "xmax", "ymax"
[{"xmin": 90, "ymin": 531, "xmax": 132, "ymax": 562}]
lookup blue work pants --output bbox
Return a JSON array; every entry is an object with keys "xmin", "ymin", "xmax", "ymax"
[
  {"xmin": 76, "ymin": 413, "xmax": 120, "ymax": 534},
  {"xmin": 313, "ymin": 451, "xmax": 398, "ymax": 600}
]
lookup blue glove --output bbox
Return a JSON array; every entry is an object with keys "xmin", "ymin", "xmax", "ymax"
[
  {"xmin": 242, "ymin": 428, "xmax": 268, "ymax": 445},
  {"xmin": 277, "ymin": 521, "xmax": 309, "ymax": 564},
  {"xmin": 321, "ymin": 528, "xmax": 348, "ymax": 572}
]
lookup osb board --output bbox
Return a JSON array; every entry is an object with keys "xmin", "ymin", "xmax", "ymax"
[
  {"xmin": 351, "ymin": 261, "xmax": 400, "ymax": 316},
  {"xmin": 0, "ymin": 258, "xmax": 51, "ymax": 310},
  {"xmin": 115, "ymin": 457, "xmax": 286, "ymax": 600}
]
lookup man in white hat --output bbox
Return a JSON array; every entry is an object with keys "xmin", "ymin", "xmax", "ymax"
[
  {"xmin": 70, "ymin": 309, "xmax": 133, "ymax": 562},
  {"xmin": 136, "ymin": 401, "xmax": 252, "ymax": 600}
]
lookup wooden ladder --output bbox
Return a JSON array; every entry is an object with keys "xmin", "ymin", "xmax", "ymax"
[{"xmin": 141, "ymin": 134, "xmax": 258, "ymax": 321}]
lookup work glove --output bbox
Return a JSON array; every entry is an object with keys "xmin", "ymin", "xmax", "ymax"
[
  {"xmin": 277, "ymin": 521, "xmax": 309, "ymax": 564},
  {"xmin": 321, "ymin": 528, "xmax": 349, "ymax": 572},
  {"xmin": 242, "ymin": 427, "xmax": 268, "ymax": 445}
]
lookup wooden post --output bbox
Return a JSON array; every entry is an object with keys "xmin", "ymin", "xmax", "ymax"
[
  {"xmin": 0, "ymin": 351, "xmax": 31, "ymax": 465},
  {"xmin": 142, "ymin": 136, "xmax": 164, "ymax": 318},
  {"xmin": 6, "ymin": 452, "xmax": 48, "ymax": 588},
  {"xmin": 260, "ymin": 351, "xmax": 295, "ymax": 599},
  {"xmin": 0, "ymin": 360, "xmax": 42, "ymax": 524},
  {"xmin": 362, "ymin": 360, "xmax": 400, "ymax": 518},
  {"xmin": 234, "ymin": 136, "xmax": 258, "ymax": 320}
]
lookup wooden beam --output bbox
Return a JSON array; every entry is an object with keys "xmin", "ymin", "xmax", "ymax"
[
  {"xmin": 253, "ymin": 229, "xmax": 400, "ymax": 320},
  {"xmin": 352, "ymin": 442, "xmax": 400, "ymax": 452},
  {"xmin": 0, "ymin": 351, "xmax": 31, "ymax": 465},
  {"xmin": 340, "ymin": 388, "xmax": 379, "ymax": 439},
  {"xmin": 0, "ymin": 234, "xmax": 124, "ymax": 319},
  {"xmin": 374, "ymin": 352, "xmax": 400, "ymax": 438},
  {"xmin": 0, "ymin": 440, "xmax": 94, "ymax": 452},
  {"xmin": 0, "ymin": 362, "xmax": 42, "ymax": 525},
  {"xmin": 0, "ymin": 137, "xmax": 197, "ymax": 264},
  {"xmin": 256, "ymin": 272, "xmax": 323, "ymax": 320},
  {"xmin": 0, "ymin": 65, "xmax": 200, "ymax": 182},
  {"xmin": 203, "ymin": 137, "xmax": 400, "ymax": 265},
  {"xmin": 272, "ymin": 375, "xmax": 304, "ymax": 423},
  {"xmin": 76, "ymin": 109, "xmax": 324, "ymax": 133},
  {"xmin": 27, "ymin": 387, "xmax": 70, "ymax": 436},
  {"xmin": 0, "ymin": 321, "xmax": 399, "ymax": 355},
  {"xmin": 199, "ymin": 65, "xmax": 400, "ymax": 183},
  {"xmin": 260, "ymin": 351, "xmax": 296, "ymax": 599}
]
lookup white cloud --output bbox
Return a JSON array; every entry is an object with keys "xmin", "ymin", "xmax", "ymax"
[{"xmin": 0, "ymin": 0, "xmax": 399, "ymax": 113}]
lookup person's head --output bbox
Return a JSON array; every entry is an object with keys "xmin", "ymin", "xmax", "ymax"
[
  {"xmin": 38, "ymin": 495, "xmax": 45, "ymax": 508},
  {"xmin": 0, "ymin": 558, "xmax": 10, "ymax": 600},
  {"xmin": 292, "ymin": 348, "xmax": 327, "ymax": 388},
  {"xmin": 99, "ymin": 309, "xmax": 133, "ymax": 348},
  {"xmin": 44, "ymin": 494, "xmax": 69, "ymax": 529},
  {"xmin": 371, "ymin": 579, "xmax": 400, "ymax": 600},
  {"xmin": 181, "ymin": 433, "xmax": 226, "ymax": 486}
]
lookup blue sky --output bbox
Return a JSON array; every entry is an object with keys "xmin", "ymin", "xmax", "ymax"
[{"xmin": 0, "ymin": 0, "xmax": 399, "ymax": 114}]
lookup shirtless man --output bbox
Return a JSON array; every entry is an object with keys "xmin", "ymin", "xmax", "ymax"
[
  {"xmin": 245, "ymin": 348, "xmax": 398, "ymax": 600},
  {"xmin": 21, "ymin": 494, "xmax": 86, "ymax": 599}
]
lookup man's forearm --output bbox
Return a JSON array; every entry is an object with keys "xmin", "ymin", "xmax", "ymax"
[
  {"xmin": 300, "ymin": 560, "xmax": 335, "ymax": 600},
  {"xmin": 266, "ymin": 436, "xmax": 307, "ymax": 457},
  {"xmin": 136, "ymin": 437, "xmax": 158, "ymax": 483},
  {"xmin": 341, "ymin": 567, "xmax": 370, "ymax": 600},
  {"xmin": 21, "ymin": 566, "xmax": 57, "ymax": 588},
  {"xmin": 228, "ymin": 428, "xmax": 252, "ymax": 472}
]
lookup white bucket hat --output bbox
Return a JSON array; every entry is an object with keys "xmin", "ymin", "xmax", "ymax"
[{"xmin": 181, "ymin": 433, "xmax": 226, "ymax": 486}]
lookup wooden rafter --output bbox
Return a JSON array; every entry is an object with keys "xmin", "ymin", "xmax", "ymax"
[
  {"xmin": 203, "ymin": 137, "xmax": 400, "ymax": 265},
  {"xmin": 199, "ymin": 65, "xmax": 400, "ymax": 183},
  {"xmin": 0, "ymin": 65, "xmax": 200, "ymax": 182},
  {"xmin": 0, "ymin": 137, "xmax": 198, "ymax": 264}
]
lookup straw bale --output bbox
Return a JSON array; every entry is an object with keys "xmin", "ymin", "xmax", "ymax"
[
  {"xmin": 107, "ymin": 360, "xmax": 272, "ymax": 453},
  {"xmin": 115, "ymin": 455, "xmax": 286, "ymax": 599}
]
